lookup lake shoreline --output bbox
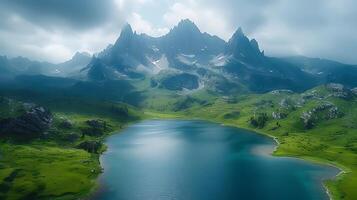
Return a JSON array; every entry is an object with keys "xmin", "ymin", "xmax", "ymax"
[
  {"xmin": 214, "ymin": 119, "xmax": 345, "ymax": 200},
  {"xmin": 93, "ymin": 117, "xmax": 343, "ymax": 200},
  {"xmin": 144, "ymin": 114, "xmax": 347, "ymax": 199}
]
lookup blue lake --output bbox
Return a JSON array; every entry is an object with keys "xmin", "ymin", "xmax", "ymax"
[{"xmin": 94, "ymin": 120, "xmax": 338, "ymax": 200}]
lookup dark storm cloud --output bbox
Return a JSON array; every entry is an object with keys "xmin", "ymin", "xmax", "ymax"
[
  {"xmin": 0, "ymin": 0, "xmax": 117, "ymax": 29},
  {"xmin": 0, "ymin": 0, "xmax": 126, "ymax": 62},
  {"xmin": 203, "ymin": 0, "xmax": 275, "ymax": 33},
  {"xmin": 0, "ymin": 0, "xmax": 357, "ymax": 64},
  {"xmin": 197, "ymin": 0, "xmax": 357, "ymax": 64}
]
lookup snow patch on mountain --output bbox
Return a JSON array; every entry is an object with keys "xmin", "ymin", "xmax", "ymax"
[
  {"xmin": 210, "ymin": 54, "xmax": 230, "ymax": 67},
  {"xmin": 177, "ymin": 54, "xmax": 197, "ymax": 65},
  {"xmin": 150, "ymin": 55, "xmax": 169, "ymax": 74}
]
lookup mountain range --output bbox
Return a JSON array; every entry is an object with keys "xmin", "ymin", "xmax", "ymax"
[
  {"xmin": 1, "ymin": 19, "xmax": 357, "ymax": 96},
  {"xmin": 1, "ymin": 19, "xmax": 357, "ymax": 200},
  {"xmin": 0, "ymin": 51, "xmax": 91, "ymax": 79}
]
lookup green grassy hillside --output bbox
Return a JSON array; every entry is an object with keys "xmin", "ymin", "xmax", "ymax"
[
  {"xmin": 0, "ymin": 97, "xmax": 142, "ymax": 200},
  {"xmin": 147, "ymin": 84, "xmax": 357, "ymax": 200},
  {"xmin": 1, "ymin": 83, "xmax": 357, "ymax": 200}
]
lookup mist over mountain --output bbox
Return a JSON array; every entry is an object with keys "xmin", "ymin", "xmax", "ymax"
[
  {"xmin": 81, "ymin": 19, "xmax": 333, "ymax": 93},
  {"xmin": 160, "ymin": 19, "xmax": 226, "ymax": 57},
  {"xmin": 0, "ymin": 52, "xmax": 92, "ymax": 79},
  {"xmin": 0, "ymin": 55, "xmax": 56, "ymax": 78},
  {"xmin": 1, "ymin": 1, "xmax": 357, "ymax": 199},
  {"xmin": 283, "ymin": 56, "xmax": 357, "ymax": 88},
  {"xmin": 1, "ymin": 19, "xmax": 356, "ymax": 96},
  {"xmin": 56, "ymin": 52, "xmax": 92, "ymax": 77}
]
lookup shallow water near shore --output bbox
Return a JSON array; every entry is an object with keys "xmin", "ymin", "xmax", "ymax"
[{"xmin": 94, "ymin": 120, "xmax": 339, "ymax": 200}]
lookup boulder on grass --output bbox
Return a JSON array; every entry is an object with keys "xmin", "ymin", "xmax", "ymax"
[{"xmin": 58, "ymin": 118, "xmax": 73, "ymax": 129}]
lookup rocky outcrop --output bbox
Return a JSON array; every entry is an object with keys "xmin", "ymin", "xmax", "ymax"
[
  {"xmin": 272, "ymin": 111, "xmax": 288, "ymax": 120},
  {"xmin": 58, "ymin": 118, "xmax": 73, "ymax": 129},
  {"xmin": 326, "ymin": 83, "xmax": 344, "ymax": 91},
  {"xmin": 301, "ymin": 90, "xmax": 322, "ymax": 100},
  {"xmin": 300, "ymin": 111, "xmax": 315, "ymax": 129},
  {"xmin": 86, "ymin": 119, "xmax": 107, "ymax": 129},
  {"xmin": 352, "ymin": 88, "xmax": 357, "ymax": 96},
  {"xmin": 270, "ymin": 90, "xmax": 293, "ymax": 95},
  {"xmin": 300, "ymin": 102, "xmax": 343, "ymax": 129},
  {"xmin": 81, "ymin": 119, "xmax": 108, "ymax": 136},
  {"xmin": 159, "ymin": 73, "xmax": 199, "ymax": 91},
  {"xmin": 326, "ymin": 83, "xmax": 353, "ymax": 99},
  {"xmin": 279, "ymin": 98, "xmax": 297, "ymax": 109},
  {"xmin": 301, "ymin": 84, "xmax": 356, "ymax": 102},
  {"xmin": 0, "ymin": 106, "xmax": 53, "ymax": 138},
  {"xmin": 77, "ymin": 140, "xmax": 102, "ymax": 153}
]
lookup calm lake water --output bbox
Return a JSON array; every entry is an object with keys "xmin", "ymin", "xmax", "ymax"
[{"xmin": 95, "ymin": 120, "xmax": 338, "ymax": 200}]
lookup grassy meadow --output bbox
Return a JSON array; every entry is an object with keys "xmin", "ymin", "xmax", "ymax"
[
  {"xmin": 145, "ymin": 86, "xmax": 357, "ymax": 200},
  {"xmin": 0, "ymin": 98, "xmax": 142, "ymax": 199},
  {"xmin": 1, "ymin": 84, "xmax": 357, "ymax": 199}
]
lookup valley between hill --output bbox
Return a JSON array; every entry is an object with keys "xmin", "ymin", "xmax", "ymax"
[
  {"xmin": 1, "ymin": 19, "xmax": 357, "ymax": 200},
  {"xmin": 1, "ymin": 83, "xmax": 357, "ymax": 200}
]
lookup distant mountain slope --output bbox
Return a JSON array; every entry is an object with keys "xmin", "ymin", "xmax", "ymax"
[
  {"xmin": 0, "ymin": 74, "xmax": 143, "ymax": 106},
  {"xmin": 0, "ymin": 56, "xmax": 14, "ymax": 81},
  {"xmin": 56, "ymin": 52, "xmax": 91, "ymax": 77},
  {"xmin": 0, "ymin": 55, "xmax": 56, "ymax": 77},
  {"xmin": 0, "ymin": 52, "xmax": 91, "ymax": 78},
  {"xmin": 217, "ymin": 28, "xmax": 317, "ymax": 92},
  {"xmin": 283, "ymin": 56, "xmax": 357, "ymax": 88}
]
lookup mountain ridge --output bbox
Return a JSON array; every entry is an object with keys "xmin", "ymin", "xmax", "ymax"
[
  {"xmin": 83, "ymin": 19, "xmax": 320, "ymax": 93},
  {"xmin": 1, "ymin": 19, "xmax": 357, "ymax": 94}
]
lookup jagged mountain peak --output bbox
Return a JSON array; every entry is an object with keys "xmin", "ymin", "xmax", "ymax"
[
  {"xmin": 234, "ymin": 27, "xmax": 245, "ymax": 38},
  {"xmin": 114, "ymin": 23, "xmax": 135, "ymax": 47},
  {"xmin": 177, "ymin": 19, "xmax": 199, "ymax": 29},
  {"xmin": 121, "ymin": 23, "xmax": 134, "ymax": 36},
  {"xmin": 161, "ymin": 19, "xmax": 225, "ymax": 55},
  {"xmin": 226, "ymin": 27, "xmax": 263, "ymax": 61},
  {"xmin": 249, "ymin": 39, "xmax": 261, "ymax": 53},
  {"xmin": 228, "ymin": 27, "xmax": 249, "ymax": 45},
  {"xmin": 73, "ymin": 52, "xmax": 91, "ymax": 60},
  {"xmin": 169, "ymin": 19, "xmax": 201, "ymax": 35}
]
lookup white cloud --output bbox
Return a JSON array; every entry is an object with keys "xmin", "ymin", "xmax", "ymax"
[
  {"xmin": 0, "ymin": 13, "xmax": 122, "ymax": 63},
  {"xmin": 163, "ymin": 2, "xmax": 233, "ymax": 40},
  {"xmin": 128, "ymin": 13, "xmax": 169, "ymax": 37},
  {"xmin": 1, "ymin": 0, "xmax": 357, "ymax": 64}
]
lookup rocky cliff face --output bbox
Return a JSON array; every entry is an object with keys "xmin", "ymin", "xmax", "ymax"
[
  {"xmin": 81, "ymin": 20, "xmax": 315, "ymax": 93},
  {"xmin": 0, "ymin": 106, "xmax": 53, "ymax": 138},
  {"xmin": 52, "ymin": 19, "xmax": 355, "ymax": 94},
  {"xmin": 225, "ymin": 27, "xmax": 264, "ymax": 63}
]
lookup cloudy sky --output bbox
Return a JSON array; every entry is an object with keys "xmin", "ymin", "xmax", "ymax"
[{"xmin": 0, "ymin": 0, "xmax": 356, "ymax": 64}]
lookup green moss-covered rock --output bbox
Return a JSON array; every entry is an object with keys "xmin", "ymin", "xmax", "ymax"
[{"xmin": 77, "ymin": 140, "xmax": 103, "ymax": 153}]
